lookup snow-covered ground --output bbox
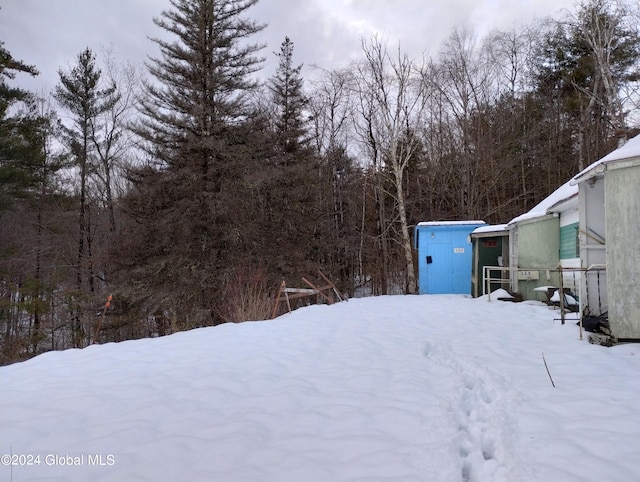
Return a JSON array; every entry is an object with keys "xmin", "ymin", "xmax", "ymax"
[{"xmin": 2, "ymin": 294, "xmax": 639, "ymax": 482}]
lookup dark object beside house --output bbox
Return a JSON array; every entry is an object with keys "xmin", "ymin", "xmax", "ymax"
[{"xmin": 580, "ymin": 314, "xmax": 610, "ymax": 334}]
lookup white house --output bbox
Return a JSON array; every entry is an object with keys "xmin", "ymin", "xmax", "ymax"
[
  {"xmin": 506, "ymin": 179, "xmax": 578, "ymax": 302},
  {"xmin": 571, "ymin": 134, "xmax": 640, "ymax": 340}
]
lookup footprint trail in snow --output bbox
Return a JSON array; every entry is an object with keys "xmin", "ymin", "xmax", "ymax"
[{"xmin": 424, "ymin": 340, "xmax": 517, "ymax": 482}]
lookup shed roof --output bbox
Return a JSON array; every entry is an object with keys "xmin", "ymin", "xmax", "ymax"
[
  {"xmin": 472, "ymin": 224, "xmax": 509, "ymax": 235},
  {"xmin": 416, "ymin": 220, "xmax": 485, "ymax": 227}
]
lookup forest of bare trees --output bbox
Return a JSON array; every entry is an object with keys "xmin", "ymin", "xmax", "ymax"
[{"xmin": 2, "ymin": 0, "xmax": 640, "ymax": 364}]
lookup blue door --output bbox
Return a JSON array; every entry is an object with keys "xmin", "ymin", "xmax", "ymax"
[
  {"xmin": 422, "ymin": 243, "xmax": 452, "ymax": 294},
  {"xmin": 415, "ymin": 222, "xmax": 485, "ymax": 295},
  {"xmin": 450, "ymin": 244, "xmax": 472, "ymax": 293}
]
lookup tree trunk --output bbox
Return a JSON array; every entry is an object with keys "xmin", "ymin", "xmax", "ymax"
[
  {"xmin": 395, "ymin": 168, "xmax": 417, "ymax": 294},
  {"xmin": 374, "ymin": 172, "xmax": 389, "ymax": 295}
]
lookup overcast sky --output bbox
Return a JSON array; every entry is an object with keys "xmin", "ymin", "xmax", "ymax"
[{"xmin": 2, "ymin": 0, "xmax": 577, "ymax": 94}]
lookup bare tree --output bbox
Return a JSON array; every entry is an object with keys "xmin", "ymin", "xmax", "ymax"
[
  {"xmin": 307, "ymin": 67, "xmax": 362, "ymax": 293},
  {"xmin": 567, "ymin": 0, "xmax": 639, "ymax": 149},
  {"xmin": 308, "ymin": 67, "xmax": 354, "ymax": 155},
  {"xmin": 353, "ymin": 37, "xmax": 429, "ymax": 294},
  {"xmin": 486, "ymin": 26, "xmax": 536, "ymax": 97},
  {"xmin": 425, "ymin": 27, "xmax": 497, "ymax": 219},
  {"xmin": 89, "ymin": 49, "xmax": 140, "ymax": 234},
  {"xmin": 533, "ymin": 0, "xmax": 640, "ymax": 171}
]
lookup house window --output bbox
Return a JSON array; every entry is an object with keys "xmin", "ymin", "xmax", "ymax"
[
  {"xmin": 560, "ymin": 222, "xmax": 580, "ymax": 259},
  {"xmin": 482, "ymin": 239, "xmax": 497, "ymax": 248}
]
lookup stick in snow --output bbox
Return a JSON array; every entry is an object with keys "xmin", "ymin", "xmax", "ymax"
[{"xmin": 542, "ymin": 352, "xmax": 556, "ymax": 388}]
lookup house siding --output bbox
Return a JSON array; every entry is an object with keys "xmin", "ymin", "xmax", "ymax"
[
  {"xmin": 515, "ymin": 216, "xmax": 560, "ymax": 301},
  {"xmin": 606, "ymin": 164, "xmax": 640, "ymax": 339}
]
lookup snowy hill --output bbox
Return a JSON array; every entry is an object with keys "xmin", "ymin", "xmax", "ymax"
[{"xmin": 2, "ymin": 295, "xmax": 640, "ymax": 482}]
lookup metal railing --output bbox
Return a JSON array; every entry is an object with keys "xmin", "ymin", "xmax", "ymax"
[
  {"xmin": 482, "ymin": 264, "xmax": 607, "ymax": 340},
  {"xmin": 556, "ymin": 265, "xmax": 607, "ymax": 339},
  {"xmin": 482, "ymin": 266, "xmax": 512, "ymax": 301},
  {"xmin": 482, "ymin": 266, "xmax": 556, "ymax": 301}
]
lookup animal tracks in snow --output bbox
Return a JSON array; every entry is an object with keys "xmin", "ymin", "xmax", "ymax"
[{"xmin": 424, "ymin": 341, "xmax": 514, "ymax": 482}]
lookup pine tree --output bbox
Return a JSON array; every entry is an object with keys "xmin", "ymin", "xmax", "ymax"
[
  {"xmin": 54, "ymin": 48, "xmax": 116, "ymax": 293},
  {"xmin": 0, "ymin": 35, "xmax": 68, "ymax": 360},
  {"xmin": 54, "ymin": 48, "xmax": 117, "ymax": 346},
  {"xmin": 533, "ymin": 0, "xmax": 640, "ymax": 168},
  {"xmin": 0, "ymin": 39, "xmax": 41, "ymax": 209},
  {"xmin": 118, "ymin": 0, "xmax": 265, "ymax": 327},
  {"xmin": 268, "ymin": 36, "xmax": 308, "ymax": 154},
  {"xmin": 137, "ymin": 0, "xmax": 265, "ymax": 170}
]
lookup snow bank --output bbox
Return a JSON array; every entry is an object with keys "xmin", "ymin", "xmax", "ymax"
[
  {"xmin": 479, "ymin": 288, "xmax": 514, "ymax": 301},
  {"xmin": 2, "ymin": 295, "xmax": 640, "ymax": 482}
]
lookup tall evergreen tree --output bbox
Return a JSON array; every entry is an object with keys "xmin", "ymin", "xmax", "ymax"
[
  {"xmin": 118, "ymin": 0, "xmax": 265, "ymax": 326},
  {"xmin": 0, "ymin": 38, "xmax": 41, "ymax": 209},
  {"xmin": 54, "ymin": 48, "xmax": 117, "ymax": 346},
  {"xmin": 268, "ymin": 36, "xmax": 308, "ymax": 154},
  {"xmin": 0, "ymin": 35, "xmax": 69, "ymax": 361},
  {"xmin": 54, "ymin": 48, "xmax": 116, "ymax": 292},
  {"xmin": 136, "ymin": 0, "xmax": 265, "ymax": 168}
]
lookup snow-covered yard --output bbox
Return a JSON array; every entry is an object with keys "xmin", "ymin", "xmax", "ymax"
[{"xmin": 2, "ymin": 294, "xmax": 639, "ymax": 482}]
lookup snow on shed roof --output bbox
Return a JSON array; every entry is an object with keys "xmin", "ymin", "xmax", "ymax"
[
  {"xmin": 572, "ymin": 133, "xmax": 640, "ymax": 184},
  {"xmin": 417, "ymin": 220, "xmax": 485, "ymax": 227},
  {"xmin": 472, "ymin": 224, "xmax": 509, "ymax": 234}
]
